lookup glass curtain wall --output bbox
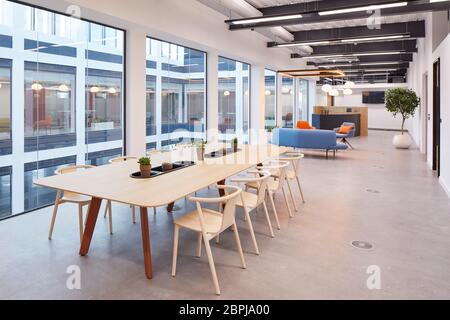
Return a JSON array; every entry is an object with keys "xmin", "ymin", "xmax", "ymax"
[
  {"xmin": 264, "ymin": 69, "xmax": 276, "ymax": 130},
  {"xmin": 281, "ymin": 76, "xmax": 295, "ymax": 128},
  {"xmin": 146, "ymin": 38, "xmax": 206, "ymax": 150},
  {"xmin": 296, "ymin": 79, "xmax": 309, "ymax": 122},
  {"xmin": 218, "ymin": 56, "xmax": 250, "ymax": 142},
  {"xmin": 0, "ymin": 0, "xmax": 125, "ymax": 219}
]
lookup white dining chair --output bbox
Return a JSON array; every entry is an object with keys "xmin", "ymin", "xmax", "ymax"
[
  {"xmin": 48, "ymin": 165, "xmax": 96, "ymax": 243},
  {"xmin": 172, "ymin": 185, "xmax": 246, "ymax": 296},
  {"xmin": 277, "ymin": 152, "xmax": 306, "ymax": 212},
  {"xmin": 231, "ymin": 170, "xmax": 275, "ymax": 252},
  {"xmin": 246, "ymin": 160, "xmax": 293, "ymax": 228}
]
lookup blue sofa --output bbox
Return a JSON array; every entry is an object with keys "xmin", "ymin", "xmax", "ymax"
[{"xmin": 271, "ymin": 128, "xmax": 348, "ymax": 158}]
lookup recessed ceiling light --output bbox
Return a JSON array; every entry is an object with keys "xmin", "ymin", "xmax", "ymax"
[
  {"xmin": 318, "ymin": 2, "xmax": 408, "ymax": 16},
  {"xmin": 231, "ymin": 14, "xmax": 302, "ymax": 25}
]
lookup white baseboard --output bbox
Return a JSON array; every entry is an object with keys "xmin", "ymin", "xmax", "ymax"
[{"xmin": 439, "ymin": 177, "xmax": 450, "ymax": 199}]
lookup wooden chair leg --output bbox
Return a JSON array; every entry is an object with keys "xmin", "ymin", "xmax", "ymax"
[
  {"xmin": 282, "ymin": 186, "xmax": 293, "ymax": 218},
  {"xmin": 296, "ymin": 176, "xmax": 306, "ymax": 203},
  {"xmin": 103, "ymin": 200, "xmax": 110, "ymax": 218},
  {"xmin": 262, "ymin": 202, "xmax": 275, "ymax": 238},
  {"xmin": 48, "ymin": 190, "xmax": 62, "ymax": 240},
  {"xmin": 203, "ymin": 235, "xmax": 221, "ymax": 296},
  {"xmin": 132, "ymin": 205, "xmax": 136, "ymax": 224},
  {"xmin": 232, "ymin": 223, "xmax": 247, "ymax": 269},
  {"xmin": 172, "ymin": 225, "xmax": 180, "ymax": 277},
  {"xmin": 240, "ymin": 196, "xmax": 259, "ymax": 255},
  {"xmin": 286, "ymin": 179, "xmax": 298, "ymax": 212},
  {"xmin": 78, "ymin": 204, "xmax": 84, "ymax": 243},
  {"xmin": 268, "ymin": 191, "xmax": 281, "ymax": 230},
  {"xmin": 197, "ymin": 232, "xmax": 202, "ymax": 258},
  {"xmin": 108, "ymin": 201, "xmax": 113, "ymax": 235}
]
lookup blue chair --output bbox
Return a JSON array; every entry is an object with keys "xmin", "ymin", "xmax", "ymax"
[
  {"xmin": 271, "ymin": 128, "xmax": 348, "ymax": 159},
  {"xmin": 334, "ymin": 122, "xmax": 356, "ymax": 150}
]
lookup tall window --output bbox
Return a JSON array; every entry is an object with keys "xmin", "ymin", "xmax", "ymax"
[
  {"xmin": 0, "ymin": 1, "xmax": 125, "ymax": 219},
  {"xmin": 264, "ymin": 69, "xmax": 276, "ymax": 130},
  {"xmin": 218, "ymin": 56, "xmax": 250, "ymax": 142},
  {"xmin": 146, "ymin": 38, "xmax": 206, "ymax": 149},
  {"xmin": 281, "ymin": 76, "xmax": 294, "ymax": 128},
  {"xmin": 0, "ymin": 58, "xmax": 11, "ymax": 156},
  {"xmin": 297, "ymin": 79, "xmax": 309, "ymax": 122}
]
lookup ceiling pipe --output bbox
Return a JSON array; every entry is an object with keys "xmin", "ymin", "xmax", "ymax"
[{"xmin": 213, "ymin": 0, "xmax": 313, "ymax": 55}]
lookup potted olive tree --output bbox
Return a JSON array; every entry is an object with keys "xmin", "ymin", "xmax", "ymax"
[
  {"xmin": 138, "ymin": 157, "xmax": 151, "ymax": 178},
  {"xmin": 385, "ymin": 88, "xmax": 420, "ymax": 149}
]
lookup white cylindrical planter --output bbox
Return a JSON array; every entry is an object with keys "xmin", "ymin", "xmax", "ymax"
[{"xmin": 393, "ymin": 134, "xmax": 412, "ymax": 149}]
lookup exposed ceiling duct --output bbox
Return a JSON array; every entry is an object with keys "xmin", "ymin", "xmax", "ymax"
[{"xmin": 197, "ymin": 0, "xmax": 313, "ymax": 55}]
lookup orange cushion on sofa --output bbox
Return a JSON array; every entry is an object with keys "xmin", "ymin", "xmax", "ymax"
[
  {"xmin": 338, "ymin": 125, "xmax": 354, "ymax": 134},
  {"xmin": 296, "ymin": 121, "xmax": 315, "ymax": 130}
]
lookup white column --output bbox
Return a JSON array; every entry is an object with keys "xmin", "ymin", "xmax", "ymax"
[
  {"xmin": 125, "ymin": 27, "xmax": 147, "ymax": 157},
  {"xmin": 11, "ymin": 5, "xmax": 26, "ymax": 214},
  {"xmin": 207, "ymin": 51, "xmax": 219, "ymax": 144},
  {"xmin": 250, "ymin": 65, "xmax": 266, "ymax": 144}
]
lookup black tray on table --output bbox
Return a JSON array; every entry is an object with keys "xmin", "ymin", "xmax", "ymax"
[
  {"xmin": 205, "ymin": 148, "xmax": 241, "ymax": 158},
  {"xmin": 130, "ymin": 161, "xmax": 196, "ymax": 179}
]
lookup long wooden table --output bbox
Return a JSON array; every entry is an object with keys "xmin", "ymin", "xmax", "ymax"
[{"xmin": 34, "ymin": 144, "xmax": 289, "ymax": 279}]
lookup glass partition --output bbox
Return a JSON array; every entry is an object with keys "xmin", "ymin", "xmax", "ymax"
[
  {"xmin": 264, "ymin": 69, "xmax": 276, "ymax": 130},
  {"xmin": 281, "ymin": 76, "xmax": 294, "ymax": 128},
  {"xmin": 0, "ymin": 0, "xmax": 125, "ymax": 219},
  {"xmin": 146, "ymin": 38, "xmax": 206, "ymax": 149},
  {"xmin": 218, "ymin": 56, "xmax": 250, "ymax": 142}
]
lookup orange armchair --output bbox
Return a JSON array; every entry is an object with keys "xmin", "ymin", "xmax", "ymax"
[{"xmin": 296, "ymin": 121, "xmax": 315, "ymax": 130}]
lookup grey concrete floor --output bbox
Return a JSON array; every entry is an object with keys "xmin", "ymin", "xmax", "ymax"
[{"xmin": 1, "ymin": 131, "xmax": 450, "ymax": 300}]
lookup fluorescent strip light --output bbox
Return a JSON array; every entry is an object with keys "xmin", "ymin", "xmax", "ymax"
[
  {"xmin": 359, "ymin": 62, "xmax": 401, "ymax": 66},
  {"xmin": 231, "ymin": 14, "xmax": 302, "ymax": 25},
  {"xmin": 278, "ymin": 41, "xmax": 331, "ymax": 47},
  {"xmin": 341, "ymin": 35, "xmax": 408, "ymax": 43},
  {"xmin": 354, "ymin": 51, "xmax": 402, "ymax": 56},
  {"xmin": 430, "ymin": 0, "xmax": 449, "ymax": 3},
  {"xmin": 318, "ymin": 2, "xmax": 408, "ymax": 16}
]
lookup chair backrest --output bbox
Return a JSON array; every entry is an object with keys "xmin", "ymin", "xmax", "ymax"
[
  {"xmin": 279, "ymin": 153, "xmax": 304, "ymax": 176},
  {"xmin": 55, "ymin": 165, "xmax": 95, "ymax": 175},
  {"xmin": 220, "ymin": 186, "xmax": 242, "ymax": 231},
  {"xmin": 296, "ymin": 120, "xmax": 314, "ymax": 130},
  {"xmin": 109, "ymin": 156, "xmax": 137, "ymax": 163},
  {"xmin": 257, "ymin": 161, "xmax": 290, "ymax": 192},
  {"xmin": 190, "ymin": 185, "xmax": 242, "ymax": 234}
]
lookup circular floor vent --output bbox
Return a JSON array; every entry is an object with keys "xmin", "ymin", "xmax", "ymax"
[{"xmin": 351, "ymin": 241, "xmax": 373, "ymax": 250}]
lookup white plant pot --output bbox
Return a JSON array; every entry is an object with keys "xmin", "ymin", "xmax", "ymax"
[{"xmin": 393, "ymin": 134, "xmax": 412, "ymax": 149}]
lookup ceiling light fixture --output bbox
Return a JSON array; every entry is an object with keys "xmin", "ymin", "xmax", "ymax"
[
  {"xmin": 329, "ymin": 89, "xmax": 340, "ymax": 97},
  {"xmin": 108, "ymin": 87, "xmax": 117, "ymax": 94},
  {"xmin": 90, "ymin": 86, "xmax": 100, "ymax": 93},
  {"xmin": 341, "ymin": 34, "xmax": 408, "ymax": 43},
  {"xmin": 343, "ymin": 88, "xmax": 353, "ymax": 95},
  {"xmin": 318, "ymin": 2, "xmax": 408, "ymax": 16},
  {"xmin": 231, "ymin": 14, "xmax": 302, "ymax": 25},
  {"xmin": 277, "ymin": 41, "xmax": 331, "ymax": 47},
  {"xmin": 31, "ymin": 83, "xmax": 43, "ymax": 91},
  {"xmin": 58, "ymin": 84, "xmax": 69, "ymax": 92},
  {"xmin": 321, "ymin": 84, "xmax": 332, "ymax": 93}
]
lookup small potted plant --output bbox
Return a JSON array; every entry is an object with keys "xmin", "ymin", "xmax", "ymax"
[
  {"xmin": 195, "ymin": 140, "xmax": 207, "ymax": 161},
  {"xmin": 138, "ymin": 157, "xmax": 151, "ymax": 178},
  {"xmin": 232, "ymin": 137, "xmax": 238, "ymax": 152},
  {"xmin": 385, "ymin": 88, "xmax": 420, "ymax": 149}
]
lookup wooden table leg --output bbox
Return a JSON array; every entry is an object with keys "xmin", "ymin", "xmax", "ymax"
[
  {"xmin": 140, "ymin": 207, "xmax": 153, "ymax": 279},
  {"xmin": 217, "ymin": 179, "xmax": 226, "ymax": 196},
  {"xmin": 80, "ymin": 197, "xmax": 102, "ymax": 256},
  {"xmin": 167, "ymin": 202, "xmax": 175, "ymax": 213}
]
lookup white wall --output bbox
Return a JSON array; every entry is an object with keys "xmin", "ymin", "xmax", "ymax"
[
  {"xmin": 316, "ymin": 83, "xmax": 408, "ymax": 131},
  {"xmin": 408, "ymin": 12, "xmax": 450, "ymax": 198}
]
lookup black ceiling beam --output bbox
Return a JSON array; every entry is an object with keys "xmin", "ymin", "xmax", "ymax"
[
  {"xmin": 259, "ymin": 0, "xmax": 395, "ymax": 16},
  {"xmin": 312, "ymin": 63, "xmax": 410, "ymax": 70},
  {"xmin": 293, "ymin": 53, "xmax": 414, "ymax": 62},
  {"xmin": 291, "ymin": 21, "xmax": 425, "ymax": 43},
  {"xmin": 227, "ymin": 1, "xmax": 450, "ymax": 30},
  {"xmin": 310, "ymin": 39, "xmax": 417, "ymax": 55}
]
